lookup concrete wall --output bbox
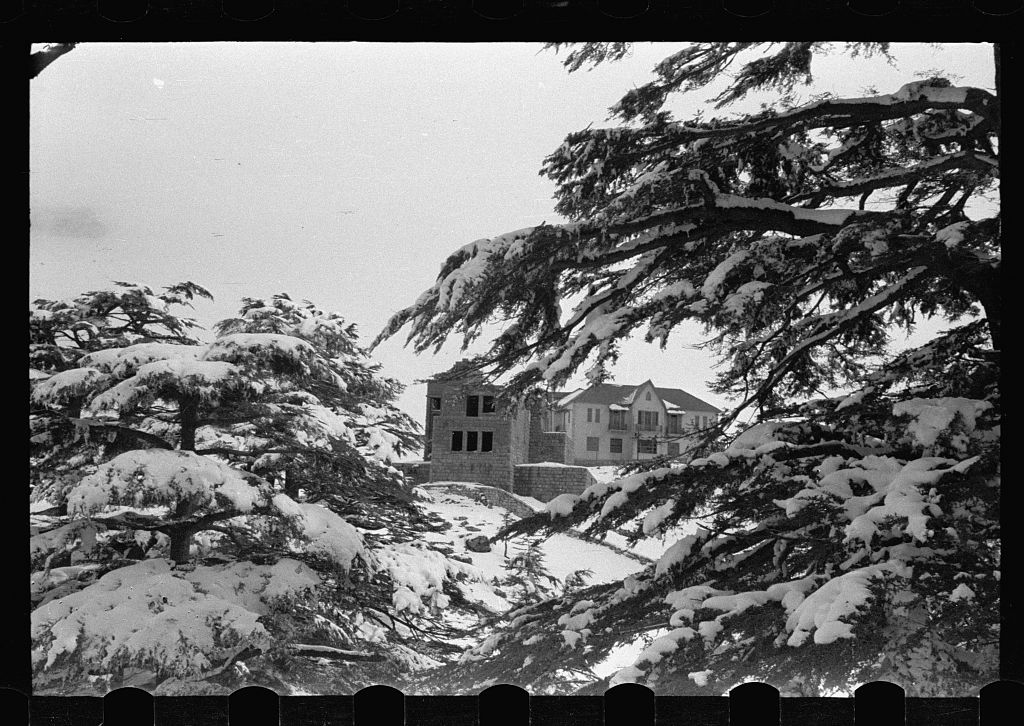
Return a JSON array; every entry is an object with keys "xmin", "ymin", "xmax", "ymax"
[{"xmin": 513, "ymin": 464, "xmax": 597, "ymax": 503}]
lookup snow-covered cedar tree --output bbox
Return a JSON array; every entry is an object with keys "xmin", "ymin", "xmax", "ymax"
[
  {"xmin": 30, "ymin": 282, "xmax": 214, "ymax": 507},
  {"xmin": 377, "ymin": 43, "xmax": 1000, "ymax": 696},
  {"xmin": 30, "ymin": 289, "xmax": 487, "ymax": 694}
]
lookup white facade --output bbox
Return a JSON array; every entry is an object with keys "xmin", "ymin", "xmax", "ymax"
[{"xmin": 550, "ymin": 381, "xmax": 719, "ymax": 465}]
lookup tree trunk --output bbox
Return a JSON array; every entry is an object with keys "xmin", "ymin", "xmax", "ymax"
[
  {"xmin": 168, "ymin": 492, "xmax": 199, "ymax": 564},
  {"xmin": 169, "ymin": 395, "xmax": 201, "ymax": 564},
  {"xmin": 168, "ymin": 525, "xmax": 194, "ymax": 565},
  {"xmin": 179, "ymin": 395, "xmax": 199, "ymax": 451}
]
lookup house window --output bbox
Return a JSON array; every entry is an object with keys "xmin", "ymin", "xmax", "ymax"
[
  {"xmin": 451, "ymin": 431, "xmax": 463, "ymax": 451},
  {"xmin": 610, "ymin": 438, "xmax": 623, "ymax": 454},
  {"xmin": 481, "ymin": 431, "xmax": 493, "ymax": 452},
  {"xmin": 595, "ymin": 409, "xmax": 600, "ymax": 423},
  {"xmin": 609, "ymin": 411, "xmax": 627, "ymax": 430},
  {"xmin": 587, "ymin": 408, "xmax": 593, "ymax": 423},
  {"xmin": 667, "ymin": 442, "xmax": 680, "ymax": 457},
  {"xmin": 467, "ymin": 431, "xmax": 479, "ymax": 451},
  {"xmin": 429, "ymin": 396, "xmax": 441, "ymax": 412},
  {"xmin": 482, "ymin": 396, "xmax": 495, "ymax": 413},
  {"xmin": 646, "ymin": 391, "xmax": 652, "ymax": 400},
  {"xmin": 586, "ymin": 437, "xmax": 600, "ymax": 452},
  {"xmin": 466, "ymin": 395, "xmax": 479, "ymax": 416},
  {"xmin": 638, "ymin": 438, "xmax": 657, "ymax": 454},
  {"xmin": 638, "ymin": 410, "xmax": 659, "ymax": 431}
]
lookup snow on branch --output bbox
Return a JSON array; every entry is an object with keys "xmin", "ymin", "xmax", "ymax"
[
  {"xmin": 784, "ymin": 561, "xmax": 911, "ymax": 646},
  {"xmin": 271, "ymin": 494, "xmax": 365, "ymax": 570},
  {"xmin": 32, "ymin": 367, "xmax": 110, "ymax": 406},
  {"xmin": 379, "ymin": 192, "xmax": 887, "ymax": 363},
  {"xmin": 595, "ymin": 79, "xmax": 996, "ymax": 162},
  {"xmin": 787, "ymin": 150, "xmax": 998, "ymax": 204},
  {"xmin": 373, "ymin": 542, "xmax": 482, "ymax": 614},
  {"xmin": 203, "ymin": 333, "xmax": 323, "ymax": 378},
  {"xmin": 89, "ymin": 359, "xmax": 242, "ymax": 412},
  {"xmin": 69, "ymin": 449, "xmax": 271, "ymax": 516},
  {"xmin": 80, "ymin": 343, "xmax": 205, "ymax": 377},
  {"xmin": 31, "ymin": 558, "xmax": 319, "ymax": 681}
]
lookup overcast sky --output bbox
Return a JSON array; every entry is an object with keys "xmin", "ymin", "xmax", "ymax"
[{"xmin": 30, "ymin": 42, "xmax": 995, "ymax": 432}]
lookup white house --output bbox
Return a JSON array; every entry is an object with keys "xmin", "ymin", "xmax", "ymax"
[{"xmin": 544, "ymin": 380, "xmax": 721, "ymax": 464}]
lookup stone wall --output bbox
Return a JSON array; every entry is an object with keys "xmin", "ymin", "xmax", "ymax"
[
  {"xmin": 394, "ymin": 461, "xmax": 431, "ymax": 485},
  {"xmin": 512, "ymin": 464, "xmax": 596, "ymax": 503},
  {"xmin": 528, "ymin": 432, "xmax": 571, "ymax": 464},
  {"xmin": 526, "ymin": 402, "xmax": 571, "ymax": 464},
  {"xmin": 508, "ymin": 403, "xmax": 532, "ymax": 465},
  {"xmin": 426, "ymin": 378, "xmax": 526, "ymax": 491},
  {"xmin": 430, "ymin": 455, "xmax": 514, "ymax": 490},
  {"xmin": 419, "ymin": 482, "xmax": 536, "ymax": 519}
]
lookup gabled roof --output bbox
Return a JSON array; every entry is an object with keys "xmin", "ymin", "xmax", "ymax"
[
  {"xmin": 555, "ymin": 382, "xmax": 720, "ymax": 413},
  {"xmin": 554, "ymin": 389, "xmax": 583, "ymax": 406}
]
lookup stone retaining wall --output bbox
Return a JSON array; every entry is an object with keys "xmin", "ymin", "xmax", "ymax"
[
  {"xmin": 419, "ymin": 482, "xmax": 537, "ymax": 519},
  {"xmin": 512, "ymin": 464, "xmax": 596, "ymax": 503},
  {"xmin": 394, "ymin": 461, "xmax": 432, "ymax": 485},
  {"xmin": 429, "ymin": 456, "xmax": 514, "ymax": 491}
]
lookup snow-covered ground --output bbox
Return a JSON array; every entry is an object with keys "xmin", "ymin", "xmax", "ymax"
[
  {"xmin": 411, "ymin": 476, "xmax": 705, "ymax": 684},
  {"xmin": 414, "ymin": 485, "xmax": 646, "ymax": 589},
  {"xmin": 587, "ymin": 466, "xmax": 621, "ymax": 484},
  {"xmin": 395, "ymin": 481, "xmax": 652, "ymax": 661}
]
